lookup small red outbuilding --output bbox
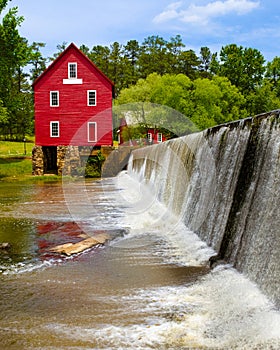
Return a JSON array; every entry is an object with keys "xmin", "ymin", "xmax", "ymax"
[{"xmin": 33, "ymin": 43, "xmax": 114, "ymax": 147}]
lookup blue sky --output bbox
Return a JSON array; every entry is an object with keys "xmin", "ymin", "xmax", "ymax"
[{"xmin": 3, "ymin": 0, "xmax": 280, "ymax": 62}]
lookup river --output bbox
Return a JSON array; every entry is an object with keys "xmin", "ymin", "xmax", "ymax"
[{"xmin": 0, "ymin": 175, "xmax": 279, "ymax": 349}]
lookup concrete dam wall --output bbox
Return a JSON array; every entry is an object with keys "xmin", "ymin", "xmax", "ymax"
[{"xmin": 128, "ymin": 110, "xmax": 280, "ymax": 308}]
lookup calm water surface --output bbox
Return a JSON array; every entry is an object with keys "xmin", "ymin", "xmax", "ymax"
[{"xmin": 0, "ymin": 177, "xmax": 279, "ymax": 349}]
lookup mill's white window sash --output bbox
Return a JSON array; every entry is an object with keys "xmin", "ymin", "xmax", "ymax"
[
  {"xmin": 50, "ymin": 121, "xmax": 60, "ymax": 137},
  {"xmin": 63, "ymin": 62, "xmax": 83, "ymax": 84},
  {"xmin": 50, "ymin": 91, "xmax": 59, "ymax": 107},
  {"xmin": 68, "ymin": 62, "xmax": 77, "ymax": 79},
  {"xmin": 87, "ymin": 90, "xmax": 97, "ymax": 106}
]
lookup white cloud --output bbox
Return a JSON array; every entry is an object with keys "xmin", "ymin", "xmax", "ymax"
[
  {"xmin": 153, "ymin": 1, "xmax": 183, "ymax": 22},
  {"xmin": 153, "ymin": 0, "xmax": 260, "ymax": 25}
]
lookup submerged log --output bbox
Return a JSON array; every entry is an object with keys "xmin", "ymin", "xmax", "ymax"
[{"xmin": 49, "ymin": 234, "xmax": 109, "ymax": 256}]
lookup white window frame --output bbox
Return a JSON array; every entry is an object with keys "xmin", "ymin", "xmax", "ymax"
[
  {"xmin": 88, "ymin": 122, "xmax": 97, "ymax": 142},
  {"xmin": 68, "ymin": 62, "xmax": 77, "ymax": 79},
  {"xmin": 50, "ymin": 121, "xmax": 60, "ymax": 138},
  {"xmin": 50, "ymin": 91, "xmax": 59, "ymax": 107},
  {"xmin": 87, "ymin": 90, "xmax": 97, "ymax": 106},
  {"xmin": 157, "ymin": 132, "xmax": 163, "ymax": 143},
  {"xmin": 147, "ymin": 132, "xmax": 153, "ymax": 143}
]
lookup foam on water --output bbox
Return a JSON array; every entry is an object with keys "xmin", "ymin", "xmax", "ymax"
[
  {"xmin": 114, "ymin": 171, "xmax": 215, "ymax": 266},
  {"xmin": 38, "ymin": 266, "xmax": 280, "ymax": 349},
  {"xmin": 101, "ymin": 166, "xmax": 280, "ymax": 349}
]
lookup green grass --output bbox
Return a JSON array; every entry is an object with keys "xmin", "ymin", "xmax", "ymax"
[
  {"xmin": 0, "ymin": 138, "xmax": 34, "ymax": 157},
  {"xmin": 0, "ymin": 139, "xmax": 35, "ymax": 181},
  {"xmin": 0, "ymin": 157, "xmax": 63, "ymax": 182},
  {"xmin": 0, "ymin": 157, "xmax": 32, "ymax": 180},
  {"xmin": 0, "ymin": 139, "xmax": 82, "ymax": 182}
]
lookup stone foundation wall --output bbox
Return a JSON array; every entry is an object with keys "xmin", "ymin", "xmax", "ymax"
[
  {"xmin": 32, "ymin": 145, "xmax": 115, "ymax": 177},
  {"xmin": 62, "ymin": 146, "xmax": 82, "ymax": 176},
  {"xmin": 32, "ymin": 146, "xmax": 44, "ymax": 175},
  {"xmin": 57, "ymin": 146, "xmax": 67, "ymax": 175}
]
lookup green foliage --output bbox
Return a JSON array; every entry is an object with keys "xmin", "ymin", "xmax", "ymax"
[
  {"xmin": 84, "ymin": 152, "xmax": 105, "ymax": 178},
  {"xmin": 0, "ymin": 0, "xmax": 11, "ymax": 13},
  {"xmin": 219, "ymin": 44, "xmax": 265, "ymax": 94},
  {"xmin": 119, "ymin": 124, "xmax": 147, "ymax": 143},
  {"xmin": 0, "ymin": 6, "xmax": 46, "ymax": 140},
  {"xmin": 265, "ymin": 56, "xmax": 280, "ymax": 97},
  {"xmin": 83, "ymin": 35, "xmax": 201, "ymax": 96},
  {"xmin": 29, "ymin": 42, "xmax": 47, "ymax": 81},
  {"xmin": 116, "ymin": 73, "xmax": 248, "ymax": 132},
  {"xmin": 50, "ymin": 41, "xmax": 68, "ymax": 61},
  {"xmin": 0, "ymin": 98, "xmax": 7, "ymax": 125},
  {"xmin": 84, "ymin": 37, "xmax": 280, "ymax": 129},
  {"xmin": 246, "ymin": 81, "xmax": 280, "ymax": 116}
]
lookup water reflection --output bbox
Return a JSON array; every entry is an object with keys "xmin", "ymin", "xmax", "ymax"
[{"xmin": 0, "ymin": 218, "xmax": 37, "ymax": 271}]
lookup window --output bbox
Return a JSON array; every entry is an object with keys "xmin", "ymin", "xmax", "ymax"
[
  {"xmin": 50, "ymin": 91, "xmax": 59, "ymax": 107},
  {"xmin": 157, "ymin": 133, "xmax": 163, "ymax": 143},
  {"xmin": 87, "ymin": 90, "xmax": 96, "ymax": 106},
  {"xmin": 147, "ymin": 132, "xmax": 153, "ymax": 143},
  {"xmin": 68, "ymin": 62, "xmax": 77, "ymax": 79},
  {"xmin": 88, "ymin": 122, "xmax": 97, "ymax": 142},
  {"xmin": 50, "ymin": 121, "xmax": 59, "ymax": 137},
  {"xmin": 63, "ymin": 62, "xmax": 82, "ymax": 84}
]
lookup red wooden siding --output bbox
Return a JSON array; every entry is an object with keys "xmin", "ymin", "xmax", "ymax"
[
  {"xmin": 147, "ymin": 128, "xmax": 166, "ymax": 143},
  {"xmin": 33, "ymin": 43, "xmax": 114, "ymax": 146}
]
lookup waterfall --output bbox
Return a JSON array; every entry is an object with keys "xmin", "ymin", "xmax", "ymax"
[{"xmin": 128, "ymin": 110, "xmax": 280, "ymax": 308}]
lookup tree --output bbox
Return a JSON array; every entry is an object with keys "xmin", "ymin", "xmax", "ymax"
[
  {"xmin": 116, "ymin": 73, "xmax": 195, "ymax": 134},
  {"xmin": 166, "ymin": 34, "xmax": 185, "ymax": 73},
  {"xmin": 199, "ymin": 46, "xmax": 213, "ymax": 78},
  {"xmin": 108, "ymin": 41, "xmax": 125, "ymax": 95},
  {"xmin": 177, "ymin": 49, "xmax": 200, "ymax": 79},
  {"xmin": 0, "ymin": 98, "xmax": 8, "ymax": 129},
  {"xmin": 246, "ymin": 81, "xmax": 280, "ymax": 115},
  {"xmin": 0, "ymin": 6, "xmax": 33, "ymax": 139},
  {"xmin": 50, "ymin": 41, "xmax": 68, "ymax": 60},
  {"xmin": 211, "ymin": 76, "xmax": 247, "ymax": 123},
  {"xmin": 0, "ymin": 0, "xmax": 11, "ymax": 13},
  {"xmin": 219, "ymin": 44, "xmax": 265, "ymax": 94},
  {"xmin": 209, "ymin": 52, "xmax": 220, "ymax": 75},
  {"xmin": 88, "ymin": 44, "xmax": 110, "ymax": 76},
  {"xmin": 242, "ymin": 47, "xmax": 266, "ymax": 92},
  {"xmin": 138, "ymin": 35, "xmax": 170, "ymax": 77},
  {"xmin": 29, "ymin": 42, "xmax": 47, "ymax": 81},
  {"xmin": 265, "ymin": 56, "xmax": 280, "ymax": 96},
  {"xmin": 79, "ymin": 44, "xmax": 90, "ymax": 56},
  {"xmin": 219, "ymin": 44, "xmax": 244, "ymax": 88},
  {"xmin": 116, "ymin": 73, "xmax": 248, "ymax": 132},
  {"xmin": 123, "ymin": 39, "xmax": 141, "ymax": 85}
]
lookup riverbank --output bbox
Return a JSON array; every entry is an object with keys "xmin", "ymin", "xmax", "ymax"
[
  {"xmin": 0, "ymin": 140, "xmax": 34, "ymax": 181},
  {"xmin": 0, "ymin": 156, "xmax": 61, "ymax": 182},
  {"xmin": 0, "ymin": 157, "xmax": 32, "ymax": 181},
  {"xmin": 0, "ymin": 156, "xmax": 103, "ymax": 182},
  {"xmin": 0, "ymin": 140, "xmax": 60, "ymax": 181},
  {"xmin": 0, "ymin": 140, "xmax": 105, "ymax": 181},
  {"xmin": 0, "ymin": 139, "xmax": 34, "ymax": 158}
]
